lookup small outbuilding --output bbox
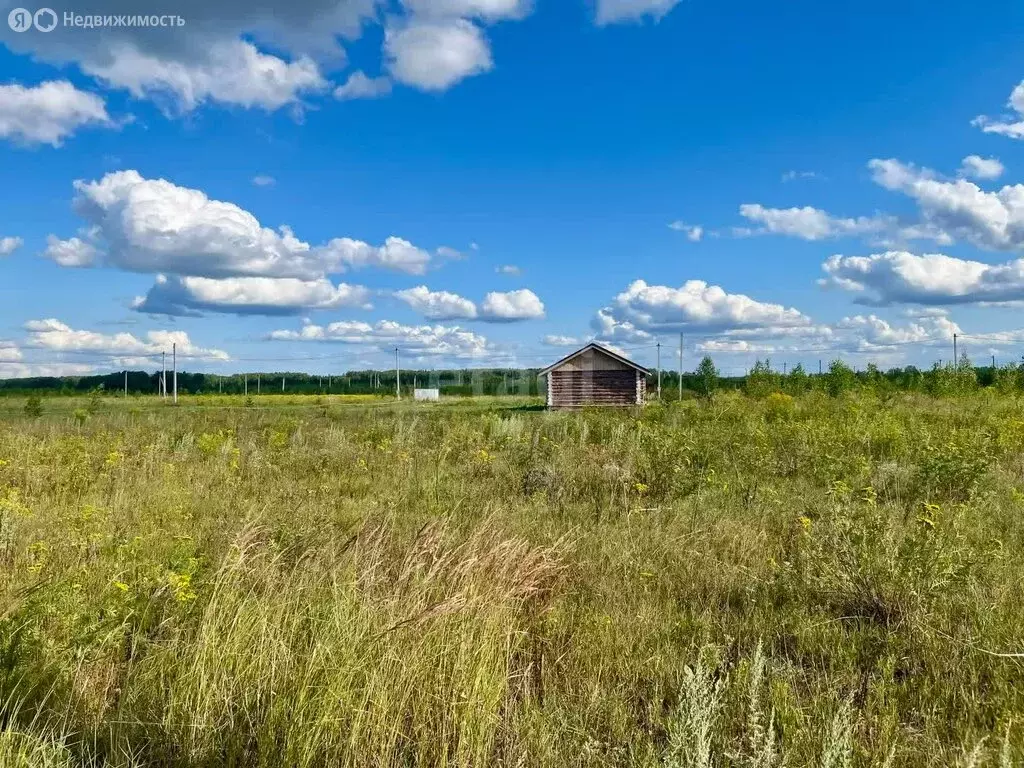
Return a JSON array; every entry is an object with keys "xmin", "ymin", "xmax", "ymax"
[{"xmin": 539, "ymin": 342, "xmax": 649, "ymax": 409}]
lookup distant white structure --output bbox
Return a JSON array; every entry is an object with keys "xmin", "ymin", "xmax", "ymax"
[{"xmin": 414, "ymin": 388, "xmax": 440, "ymax": 401}]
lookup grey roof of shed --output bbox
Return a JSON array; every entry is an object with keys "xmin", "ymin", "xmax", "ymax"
[{"xmin": 539, "ymin": 342, "xmax": 651, "ymax": 377}]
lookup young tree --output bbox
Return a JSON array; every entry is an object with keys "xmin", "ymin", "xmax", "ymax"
[
  {"xmin": 995, "ymin": 363, "xmax": 1023, "ymax": 394},
  {"xmin": 955, "ymin": 352, "xmax": 977, "ymax": 393},
  {"xmin": 826, "ymin": 360, "xmax": 857, "ymax": 397},
  {"xmin": 786, "ymin": 363, "xmax": 809, "ymax": 395},
  {"xmin": 696, "ymin": 356, "xmax": 719, "ymax": 398},
  {"xmin": 746, "ymin": 359, "xmax": 781, "ymax": 398},
  {"xmin": 863, "ymin": 363, "xmax": 891, "ymax": 395},
  {"xmin": 24, "ymin": 395, "xmax": 42, "ymax": 419}
]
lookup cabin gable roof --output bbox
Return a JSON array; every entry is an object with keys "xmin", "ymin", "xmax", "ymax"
[{"xmin": 539, "ymin": 342, "xmax": 650, "ymax": 376}]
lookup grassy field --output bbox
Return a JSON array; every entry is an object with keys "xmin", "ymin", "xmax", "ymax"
[{"xmin": 0, "ymin": 391, "xmax": 1023, "ymax": 766}]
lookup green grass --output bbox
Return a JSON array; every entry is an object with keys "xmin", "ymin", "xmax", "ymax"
[{"xmin": 0, "ymin": 391, "xmax": 1023, "ymax": 766}]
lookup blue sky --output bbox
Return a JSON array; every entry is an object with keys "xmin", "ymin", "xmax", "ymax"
[{"xmin": 3, "ymin": 0, "xmax": 1024, "ymax": 376}]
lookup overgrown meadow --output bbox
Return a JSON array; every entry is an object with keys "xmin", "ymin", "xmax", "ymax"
[{"xmin": 1, "ymin": 389, "xmax": 1023, "ymax": 766}]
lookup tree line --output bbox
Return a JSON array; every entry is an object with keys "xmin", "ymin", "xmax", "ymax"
[
  {"xmin": 0, "ymin": 369, "xmax": 547, "ymax": 397},
  {"xmin": 679, "ymin": 354, "xmax": 1014, "ymax": 400},
  {"xmin": 0, "ymin": 355, "xmax": 1019, "ymax": 398}
]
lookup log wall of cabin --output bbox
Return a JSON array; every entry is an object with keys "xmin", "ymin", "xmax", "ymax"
[{"xmin": 543, "ymin": 347, "xmax": 647, "ymax": 409}]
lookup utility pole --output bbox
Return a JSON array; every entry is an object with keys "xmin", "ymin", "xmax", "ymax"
[
  {"xmin": 282, "ymin": 376, "xmax": 285, "ymax": 393},
  {"xmin": 678, "ymin": 333, "xmax": 683, "ymax": 400},
  {"xmin": 219, "ymin": 377, "xmax": 222, "ymax": 394},
  {"xmin": 172, "ymin": 343, "xmax": 177, "ymax": 404},
  {"xmin": 162, "ymin": 352, "xmax": 167, "ymax": 399},
  {"xmin": 257, "ymin": 374, "xmax": 261, "ymax": 395},
  {"xmin": 818, "ymin": 360, "xmax": 822, "ymax": 376},
  {"xmin": 783, "ymin": 362, "xmax": 787, "ymax": 375},
  {"xmin": 124, "ymin": 370, "xmax": 128, "ymax": 397},
  {"xmin": 656, "ymin": 342, "xmax": 661, "ymax": 400},
  {"xmin": 953, "ymin": 333, "xmax": 958, "ymax": 368},
  {"xmin": 395, "ymin": 347, "xmax": 401, "ymax": 400},
  {"xmin": 244, "ymin": 375, "xmax": 248, "ymax": 397}
]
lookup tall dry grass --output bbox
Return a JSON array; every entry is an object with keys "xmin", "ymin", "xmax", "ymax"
[{"xmin": 0, "ymin": 391, "xmax": 1022, "ymax": 765}]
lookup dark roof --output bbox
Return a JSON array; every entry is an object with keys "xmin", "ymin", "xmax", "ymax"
[{"xmin": 539, "ymin": 342, "xmax": 651, "ymax": 376}]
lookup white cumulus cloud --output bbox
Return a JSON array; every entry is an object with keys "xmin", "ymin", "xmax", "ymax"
[
  {"xmin": 608, "ymin": 279, "xmax": 811, "ymax": 332},
  {"xmin": 54, "ymin": 170, "xmax": 433, "ymax": 278},
  {"xmin": 268, "ymin": 319, "xmax": 492, "ymax": 358},
  {"xmin": 480, "ymin": 288, "xmax": 545, "ymax": 321},
  {"xmin": 0, "ymin": 236, "xmax": 23, "ymax": 256},
  {"xmin": 591, "ymin": 307, "xmax": 654, "ymax": 344},
  {"xmin": 83, "ymin": 40, "xmax": 327, "ymax": 112},
  {"xmin": 821, "ymin": 251, "xmax": 1024, "ymax": 306},
  {"xmin": 0, "ymin": 361, "xmax": 100, "ymax": 378},
  {"xmin": 0, "ymin": 341, "xmax": 22, "ymax": 362},
  {"xmin": 836, "ymin": 313, "xmax": 960, "ymax": 352},
  {"xmin": 974, "ymin": 82, "xmax": 1024, "ymax": 139},
  {"xmin": 43, "ymin": 235, "xmax": 98, "ymax": 267},
  {"xmin": 385, "ymin": 19, "xmax": 493, "ymax": 91},
  {"xmin": 133, "ymin": 274, "xmax": 373, "ymax": 316},
  {"xmin": 738, "ymin": 203, "xmax": 888, "ymax": 241},
  {"xmin": 543, "ymin": 335, "xmax": 580, "ymax": 347},
  {"xmin": 0, "ymin": 81, "xmax": 113, "ymax": 147},
  {"xmin": 869, "ymin": 158, "xmax": 1024, "ymax": 251},
  {"xmin": 394, "ymin": 286, "xmax": 478, "ymax": 320},
  {"xmin": 23, "ymin": 318, "xmax": 230, "ymax": 361},
  {"xmin": 320, "ymin": 236, "xmax": 433, "ymax": 275},
  {"xmin": 959, "ymin": 155, "xmax": 1004, "ymax": 180},
  {"xmin": 395, "ymin": 286, "xmax": 545, "ymax": 322},
  {"xmin": 334, "ymin": 71, "xmax": 393, "ymax": 100}
]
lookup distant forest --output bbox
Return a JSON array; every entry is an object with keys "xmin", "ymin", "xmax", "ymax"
[
  {"xmin": 0, "ymin": 358, "xmax": 1015, "ymax": 398},
  {"xmin": 0, "ymin": 367, "xmax": 747, "ymax": 398},
  {"xmin": 0, "ymin": 369, "xmax": 552, "ymax": 397}
]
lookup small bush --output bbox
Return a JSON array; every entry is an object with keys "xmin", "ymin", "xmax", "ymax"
[
  {"xmin": 825, "ymin": 360, "xmax": 857, "ymax": 397},
  {"xmin": 764, "ymin": 392, "xmax": 795, "ymax": 422},
  {"xmin": 23, "ymin": 396, "xmax": 42, "ymax": 419},
  {"xmin": 86, "ymin": 390, "xmax": 103, "ymax": 415},
  {"xmin": 696, "ymin": 356, "xmax": 719, "ymax": 399}
]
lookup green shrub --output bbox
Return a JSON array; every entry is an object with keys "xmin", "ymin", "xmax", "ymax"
[
  {"xmin": 764, "ymin": 392, "xmax": 795, "ymax": 422},
  {"xmin": 746, "ymin": 360, "xmax": 782, "ymax": 398},
  {"xmin": 23, "ymin": 396, "xmax": 42, "ymax": 419},
  {"xmin": 696, "ymin": 356, "xmax": 719, "ymax": 399},
  {"xmin": 825, "ymin": 360, "xmax": 857, "ymax": 397}
]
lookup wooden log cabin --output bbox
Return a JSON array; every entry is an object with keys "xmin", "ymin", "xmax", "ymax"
[{"xmin": 540, "ymin": 342, "xmax": 649, "ymax": 409}]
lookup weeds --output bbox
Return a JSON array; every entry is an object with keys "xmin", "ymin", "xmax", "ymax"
[{"xmin": 0, "ymin": 391, "xmax": 1020, "ymax": 766}]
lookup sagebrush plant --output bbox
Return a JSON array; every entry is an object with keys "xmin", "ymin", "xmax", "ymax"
[{"xmin": 0, "ymin": 391, "xmax": 1023, "ymax": 766}]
